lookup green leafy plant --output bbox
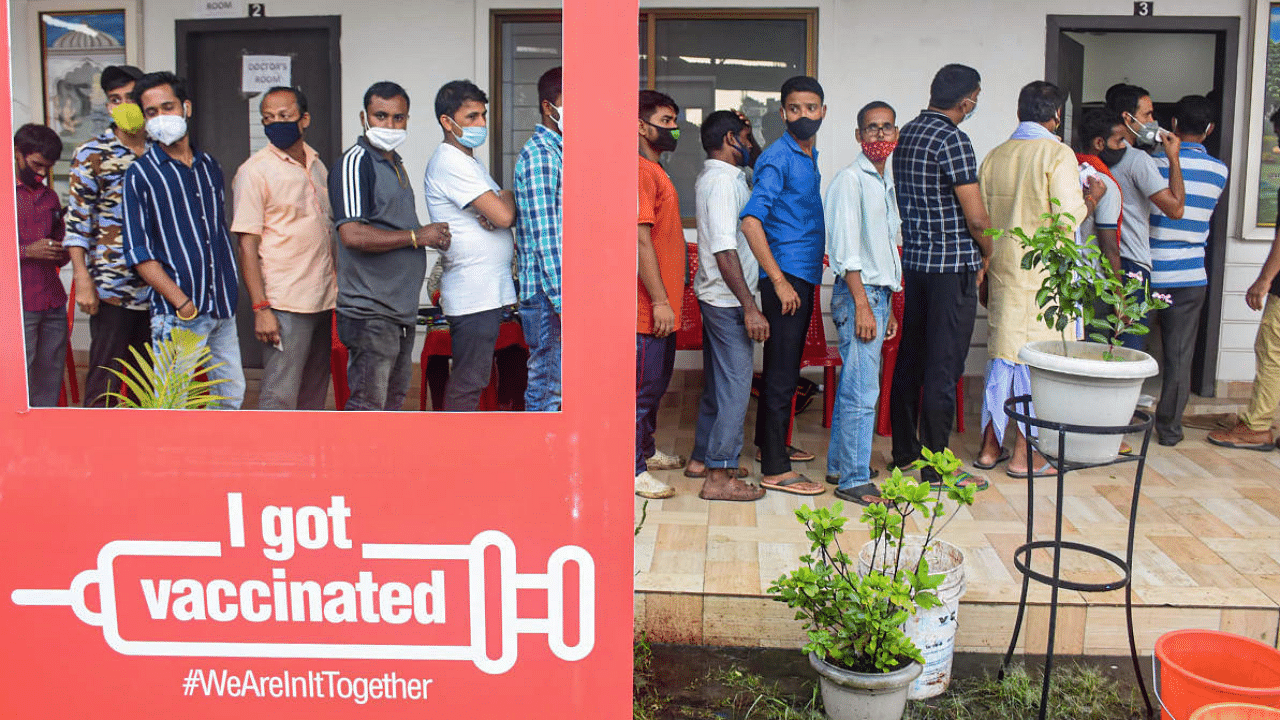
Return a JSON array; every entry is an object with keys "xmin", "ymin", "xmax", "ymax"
[
  {"xmin": 103, "ymin": 327, "xmax": 229, "ymax": 409},
  {"xmin": 988, "ymin": 200, "xmax": 1170, "ymax": 360},
  {"xmin": 767, "ymin": 448, "xmax": 976, "ymax": 675}
]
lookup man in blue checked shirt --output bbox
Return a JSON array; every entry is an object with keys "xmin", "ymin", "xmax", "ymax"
[
  {"xmin": 1148, "ymin": 95, "xmax": 1227, "ymax": 446},
  {"xmin": 122, "ymin": 71, "xmax": 244, "ymax": 409},
  {"xmin": 513, "ymin": 66, "xmax": 563, "ymax": 412}
]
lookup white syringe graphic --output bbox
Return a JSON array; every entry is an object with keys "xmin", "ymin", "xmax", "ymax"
[{"xmin": 11, "ymin": 530, "xmax": 595, "ymax": 675}]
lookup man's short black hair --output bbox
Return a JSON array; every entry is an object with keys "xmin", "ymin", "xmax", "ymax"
[
  {"xmin": 1270, "ymin": 106, "xmax": 1280, "ymax": 128},
  {"xmin": 262, "ymin": 86, "xmax": 308, "ymax": 115},
  {"xmin": 639, "ymin": 90, "xmax": 678, "ymax": 121},
  {"xmin": 13, "ymin": 123, "xmax": 62, "ymax": 160},
  {"xmin": 929, "ymin": 64, "xmax": 981, "ymax": 109},
  {"xmin": 1079, "ymin": 108, "xmax": 1124, "ymax": 151},
  {"xmin": 363, "ymin": 81, "xmax": 410, "ymax": 112},
  {"xmin": 1172, "ymin": 94, "xmax": 1215, "ymax": 136},
  {"xmin": 856, "ymin": 101, "xmax": 894, "ymax": 129},
  {"xmin": 1105, "ymin": 83, "xmax": 1149, "ymax": 116},
  {"xmin": 1016, "ymin": 81, "xmax": 1065, "ymax": 123},
  {"xmin": 131, "ymin": 71, "xmax": 188, "ymax": 107},
  {"xmin": 781, "ymin": 75, "xmax": 824, "ymax": 104},
  {"xmin": 537, "ymin": 67, "xmax": 562, "ymax": 106},
  {"xmin": 700, "ymin": 110, "xmax": 746, "ymax": 152},
  {"xmin": 100, "ymin": 65, "xmax": 142, "ymax": 94},
  {"xmin": 435, "ymin": 80, "xmax": 487, "ymax": 120}
]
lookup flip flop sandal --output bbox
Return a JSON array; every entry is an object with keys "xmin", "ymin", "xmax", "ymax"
[
  {"xmin": 973, "ymin": 448, "xmax": 1012, "ymax": 470},
  {"xmin": 698, "ymin": 477, "xmax": 766, "ymax": 502},
  {"xmin": 834, "ymin": 483, "xmax": 885, "ymax": 506},
  {"xmin": 825, "ymin": 467, "xmax": 880, "ymax": 485},
  {"xmin": 756, "ymin": 445, "xmax": 816, "ymax": 463},
  {"xmin": 1006, "ymin": 462, "xmax": 1058, "ymax": 479},
  {"xmin": 684, "ymin": 466, "xmax": 750, "ymax": 479},
  {"xmin": 761, "ymin": 474, "xmax": 825, "ymax": 496},
  {"xmin": 931, "ymin": 470, "xmax": 989, "ymax": 491}
]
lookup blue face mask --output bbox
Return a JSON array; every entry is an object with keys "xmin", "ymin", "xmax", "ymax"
[
  {"xmin": 450, "ymin": 117, "xmax": 487, "ymax": 148},
  {"xmin": 729, "ymin": 138, "xmax": 751, "ymax": 167}
]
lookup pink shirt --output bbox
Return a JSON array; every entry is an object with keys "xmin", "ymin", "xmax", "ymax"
[
  {"xmin": 16, "ymin": 181, "xmax": 67, "ymax": 312},
  {"xmin": 230, "ymin": 143, "xmax": 337, "ymax": 313}
]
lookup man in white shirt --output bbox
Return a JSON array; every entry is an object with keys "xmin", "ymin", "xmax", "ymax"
[
  {"xmin": 682, "ymin": 110, "xmax": 766, "ymax": 502},
  {"xmin": 424, "ymin": 80, "xmax": 517, "ymax": 411},
  {"xmin": 824, "ymin": 101, "xmax": 902, "ymax": 505}
]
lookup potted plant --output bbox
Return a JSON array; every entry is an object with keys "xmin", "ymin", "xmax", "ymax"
[
  {"xmin": 103, "ymin": 328, "xmax": 229, "ymax": 409},
  {"xmin": 768, "ymin": 448, "xmax": 976, "ymax": 720},
  {"xmin": 993, "ymin": 201, "xmax": 1169, "ymax": 463}
]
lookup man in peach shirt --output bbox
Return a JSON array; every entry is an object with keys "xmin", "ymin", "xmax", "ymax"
[{"xmin": 232, "ymin": 86, "xmax": 338, "ymax": 409}]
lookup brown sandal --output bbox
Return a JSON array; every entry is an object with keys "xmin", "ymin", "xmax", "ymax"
[
  {"xmin": 684, "ymin": 465, "xmax": 750, "ymax": 479},
  {"xmin": 699, "ymin": 477, "xmax": 766, "ymax": 502}
]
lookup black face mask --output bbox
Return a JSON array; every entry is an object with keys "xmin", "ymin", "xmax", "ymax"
[
  {"xmin": 787, "ymin": 117, "xmax": 822, "ymax": 141},
  {"xmin": 263, "ymin": 120, "xmax": 302, "ymax": 150},
  {"xmin": 1097, "ymin": 145, "xmax": 1126, "ymax": 168},
  {"xmin": 644, "ymin": 120, "xmax": 679, "ymax": 152}
]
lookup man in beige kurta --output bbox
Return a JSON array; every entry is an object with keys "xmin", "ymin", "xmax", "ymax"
[{"xmin": 976, "ymin": 81, "xmax": 1100, "ymax": 477}]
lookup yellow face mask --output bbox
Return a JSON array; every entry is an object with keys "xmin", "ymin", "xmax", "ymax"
[{"xmin": 110, "ymin": 103, "xmax": 146, "ymax": 133}]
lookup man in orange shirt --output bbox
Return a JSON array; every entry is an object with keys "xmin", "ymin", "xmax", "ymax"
[
  {"xmin": 232, "ymin": 86, "xmax": 338, "ymax": 409},
  {"xmin": 635, "ymin": 90, "xmax": 686, "ymax": 499}
]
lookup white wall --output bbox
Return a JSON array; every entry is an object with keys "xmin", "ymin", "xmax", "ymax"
[{"xmin": 1067, "ymin": 31, "xmax": 1217, "ymax": 103}]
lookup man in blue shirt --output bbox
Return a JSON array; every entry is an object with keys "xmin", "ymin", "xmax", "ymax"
[
  {"xmin": 740, "ymin": 75, "xmax": 827, "ymax": 496},
  {"xmin": 122, "ymin": 72, "xmax": 244, "ymax": 409},
  {"xmin": 514, "ymin": 66, "xmax": 563, "ymax": 412},
  {"xmin": 889, "ymin": 64, "xmax": 992, "ymax": 487}
]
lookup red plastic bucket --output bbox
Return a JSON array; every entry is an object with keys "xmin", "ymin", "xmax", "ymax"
[
  {"xmin": 1155, "ymin": 630, "xmax": 1280, "ymax": 720},
  {"xmin": 1189, "ymin": 704, "xmax": 1280, "ymax": 720}
]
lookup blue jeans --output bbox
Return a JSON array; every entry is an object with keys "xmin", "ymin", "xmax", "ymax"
[
  {"xmin": 828, "ymin": 283, "xmax": 891, "ymax": 489},
  {"xmin": 1117, "ymin": 258, "xmax": 1151, "ymax": 352},
  {"xmin": 24, "ymin": 307, "xmax": 68, "ymax": 407},
  {"xmin": 150, "ymin": 313, "xmax": 246, "ymax": 410},
  {"xmin": 691, "ymin": 302, "xmax": 754, "ymax": 470},
  {"xmin": 519, "ymin": 292, "xmax": 562, "ymax": 412},
  {"xmin": 636, "ymin": 333, "xmax": 676, "ymax": 475},
  {"xmin": 336, "ymin": 313, "xmax": 415, "ymax": 411}
]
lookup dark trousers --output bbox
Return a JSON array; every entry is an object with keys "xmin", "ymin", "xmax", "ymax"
[
  {"xmin": 890, "ymin": 268, "xmax": 977, "ymax": 481},
  {"xmin": 84, "ymin": 302, "xmax": 151, "ymax": 408},
  {"xmin": 754, "ymin": 273, "xmax": 815, "ymax": 476},
  {"xmin": 258, "ymin": 309, "xmax": 332, "ymax": 410},
  {"xmin": 444, "ymin": 308, "xmax": 503, "ymax": 412},
  {"xmin": 636, "ymin": 332, "xmax": 677, "ymax": 475},
  {"xmin": 336, "ymin": 313, "xmax": 415, "ymax": 411},
  {"xmin": 1154, "ymin": 285, "xmax": 1206, "ymax": 444}
]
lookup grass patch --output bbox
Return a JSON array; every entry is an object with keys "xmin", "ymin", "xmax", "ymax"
[{"xmin": 905, "ymin": 662, "xmax": 1145, "ymax": 720}]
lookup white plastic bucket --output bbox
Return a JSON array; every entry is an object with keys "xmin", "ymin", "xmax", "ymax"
[{"xmin": 859, "ymin": 537, "xmax": 967, "ymax": 699}]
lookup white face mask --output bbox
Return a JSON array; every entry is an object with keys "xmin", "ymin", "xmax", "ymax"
[
  {"xmin": 146, "ymin": 113, "xmax": 188, "ymax": 146},
  {"xmin": 365, "ymin": 126, "xmax": 407, "ymax": 152},
  {"xmin": 552, "ymin": 104, "xmax": 564, "ymax": 133}
]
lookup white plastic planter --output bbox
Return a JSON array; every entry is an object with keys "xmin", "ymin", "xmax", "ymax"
[
  {"xmin": 808, "ymin": 652, "xmax": 922, "ymax": 720},
  {"xmin": 1018, "ymin": 340, "xmax": 1158, "ymax": 465}
]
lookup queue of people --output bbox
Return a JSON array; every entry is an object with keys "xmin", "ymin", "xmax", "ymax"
[
  {"xmin": 15, "ymin": 65, "xmax": 563, "ymax": 413},
  {"xmin": 634, "ymin": 65, "xmax": 1238, "ymax": 503}
]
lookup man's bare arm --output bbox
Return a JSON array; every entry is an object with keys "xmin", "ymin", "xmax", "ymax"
[
  {"xmin": 638, "ymin": 223, "xmax": 675, "ymax": 336},
  {"xmin": 714, "ymin": 249, "xmax": 769, "ymax": 342},
  {"xmin": 338, "ymin": 222, "xmax": 451, "ymax": 253},
  {"xmin": 741, "ymin": 215, "xmax": 800, "ymax": 314},
  {"xmin": 954, "ymin": 182, "xmax": 993, "ymax": 259}
]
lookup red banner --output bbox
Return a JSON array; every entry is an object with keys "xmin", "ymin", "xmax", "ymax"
[{"xmin": 0, "ymin": 0, "xmax": 638, "ymax": 716}]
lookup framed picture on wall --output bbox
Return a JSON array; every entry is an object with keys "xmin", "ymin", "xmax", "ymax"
[
  {"xmin": 25, "ymin": 0, "xmax": 141, "ymax": 189},
  {"xmin": 1243, "ymin": 0, "xmax": 1280, "ymax": 237}
]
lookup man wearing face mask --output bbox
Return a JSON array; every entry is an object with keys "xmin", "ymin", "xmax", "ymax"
[
  {"xmin": 1104, "ymin": 83, "xmax": 1186, "ymax": 351},
  {"xmin": 1076, "ymin": 110, "xmax": 1127, "ymax": 279},
  {"xmin": 231, "ymin": 86, "xmax": 337, "ymax": 410},
  {"xmin": 513, "ymin": 66, "xmax": 564, "ymax": 412},
  {"xmin": 680, "ymin": 109, "xmax": 767, "ymax": 502},
  {"xmin": 823, "ymin": 100, "xmax": 903, "ymax": 505},
  {"xmin": 890, "ymin": 63, "xmax": 992, "ymax": 490},
  {"xmin": 330, "ymin": 81, "xmax": 450, "ymax": 412},
  {"xmin": 424, "ymin": 80, "xmax": 517, "ymax": 412},
  {"xmin": 976, "ymin": 81, "xmax": 1100, "ymax": 479},
  {"xmin": 14, "ymin": 123, "xmax": 68, "ymax": 407},
  {"xmin": 64, "ymin": 64, "xmax": 151, "ymax": 407},
  {"xmin": 740, "ymin": 75, "xmax": 828, "ymax": 497},
  {"xmin": 121, "ymin": 71, "xmax": 245, "ymax": 409}
]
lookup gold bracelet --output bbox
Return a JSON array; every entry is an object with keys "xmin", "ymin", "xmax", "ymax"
[
  {"xmin": 410, "ymin": 228, "xmax": 418, "ymax": 249},
  {"xmin": 176, "ymin": 306, "xmax": 198, "ymax": 321}
]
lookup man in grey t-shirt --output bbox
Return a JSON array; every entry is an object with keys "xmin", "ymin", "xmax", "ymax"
[
  {"xmin": 1104, "ymin": 83, "xmax": 1185, "ymax": 350},
  {"xmin": 330, "ymin": 81, "xmax": 450, "ymax": 410}
]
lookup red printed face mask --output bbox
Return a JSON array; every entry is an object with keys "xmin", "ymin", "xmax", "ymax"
[{"xmin": 862, "ymin": 140, "xmax": 897, "ymax": 164}]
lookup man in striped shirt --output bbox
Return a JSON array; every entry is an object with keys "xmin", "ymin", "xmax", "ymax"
[
  {"xmin": 122, "ymin": 72, "xmax": 244, "ymax": 409},
  {"xmin": 1148, "ymin": 95, "xmax": 1228, "ymax": 446}
]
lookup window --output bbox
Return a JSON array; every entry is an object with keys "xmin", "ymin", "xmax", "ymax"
[
  {"xmin": 640, "ymin": 9, "xmax": 818, "ymax": 222},
  {"xmin": 491, "ymin": 12, "xmax": 562, "ymax": 189}
]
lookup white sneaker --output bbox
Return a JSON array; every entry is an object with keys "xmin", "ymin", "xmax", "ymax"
[
  {"xmin": 646, "ymin": 449, "xmax": 686, "ymax": 470},
  {"xmin": 635, "ymin": 471, "xmax": 675, "ymax": 499}
]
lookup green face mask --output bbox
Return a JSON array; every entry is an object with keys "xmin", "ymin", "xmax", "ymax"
[{"xmin": 111, "ymin": 103, "xmax": 146, "ymax": 133}]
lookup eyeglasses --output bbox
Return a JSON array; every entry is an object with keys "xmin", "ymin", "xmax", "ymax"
[{"xmin": 860, "ymin": 123, "xmax": 896, "ymax": 137}]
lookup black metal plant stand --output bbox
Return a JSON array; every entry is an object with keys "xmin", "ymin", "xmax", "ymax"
[{"xmin": 999, "ymin": 395, "xmax": 1155, "ymax": 720}]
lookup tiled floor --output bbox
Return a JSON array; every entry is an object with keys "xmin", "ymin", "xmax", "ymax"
[{"xmin": 634, "ymin": 370, "xmax": 1280, "ymax": 655}]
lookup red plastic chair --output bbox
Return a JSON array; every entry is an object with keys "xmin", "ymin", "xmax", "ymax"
[
  {"xmin": 330, "ymin": 313, "xmax": 350, "ymax": 410},
  {"xmin": 56, "ymin": 281, "xmax": 80, "ymax": 407},
  {"xmin": 675, "ymin": 243, "xmax": 702, "ymax": 351},
  {"xmin": 419, "ymin": 319, "xmax": 528, "ymax": 411},
  {"xmin": 875, "ymin": 269, "xmax": 964, "ymax": 437}
]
